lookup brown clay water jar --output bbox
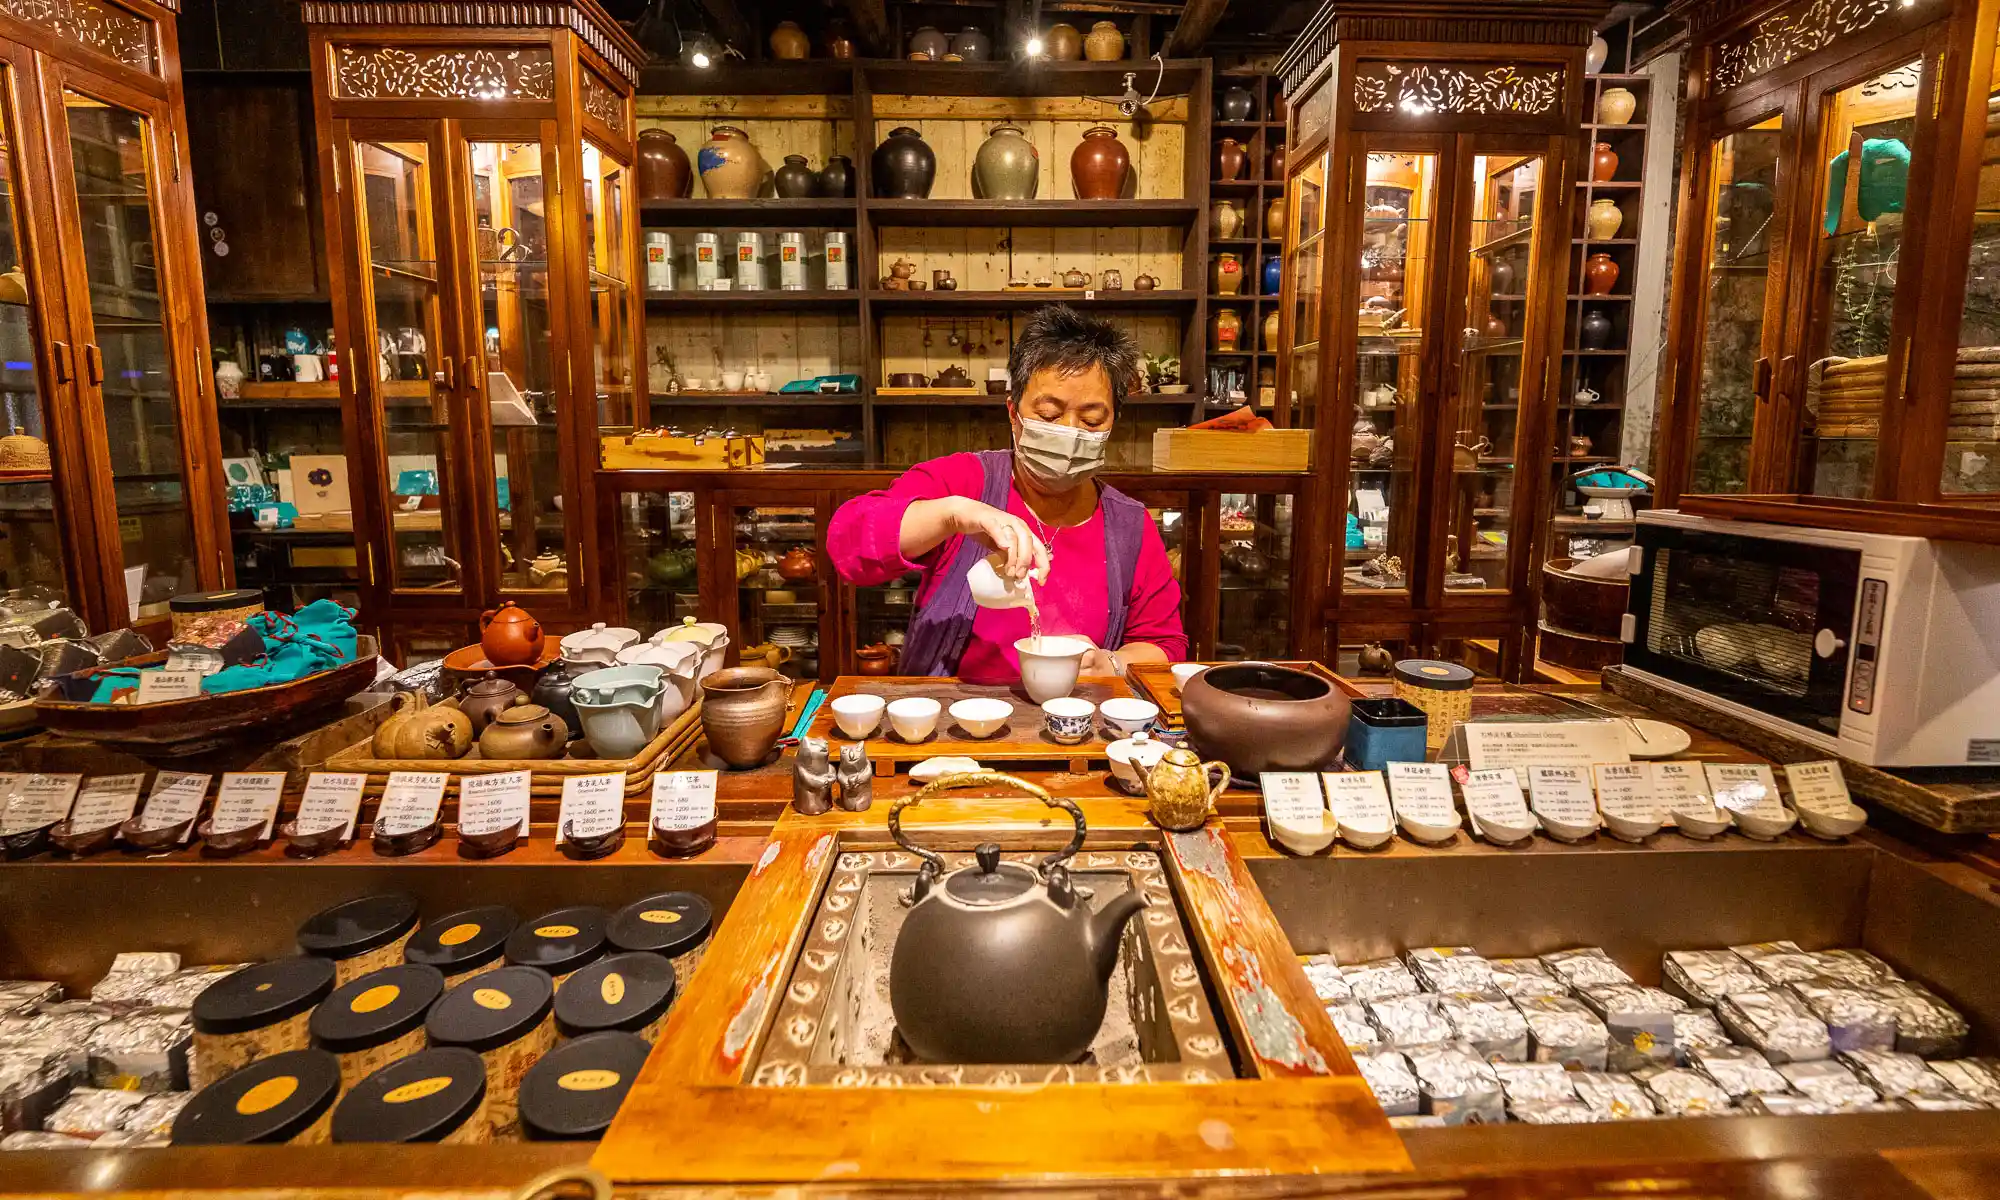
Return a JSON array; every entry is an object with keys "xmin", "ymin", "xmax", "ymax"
[
  {"xmin": 1180, "ymin": 663, "xmax": 1351, "ymax": 777},
  {"xmin": 1216, "ymin": 138, "xmax": 1246, "ymax": 181},
  {"xmin": 700, "ymin": 667, "xmax": 790, "ymax": 768},
  {"xmin": 856, "ymin": 644, "xmax": 895, "ymax": 676},
  {"xmin": 1069, "ymin": 126, "xmax": 1128, "ymax": 199}
]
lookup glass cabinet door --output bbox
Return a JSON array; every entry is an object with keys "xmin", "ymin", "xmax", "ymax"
[
  {"xmin": 1692, "ymin": 113, "xmax": 1786, "ymax": 495},
  {"xmin": 1346, "ymin": 150, "xmax": 1438, "ymax": 598},
  {"xmin": 1448, "ymin": 153, "xmax": 1547, "ymax": 595},
  {"xmin": 732, "ymin": 502, "xmax": 820, "ymax": 681},
  {"xmin": 583, "ymin": 141, "xmax": 637, "ymax": 431},
  {"xmin": 53, "ymin": 88, "xmax": 196, "ymax": 619},
  {"xmin": 1216, "ymin": 492, "xmax": 1291, "ymax": 660},
  {"xmin": 464, "ymin": 137, "xmax": 567, "ymax": 598},
  {"xmin": 618, "ymin": 490, "xmax": 699, "ymax": 631},
  {"xmin": 1945, "ymin": 31, "xmax": 2000, "ymax": 496},
  {"xmin": 1797, "ymin": 56, "xmax": 1925, "ymax": 500},
  {"xmin": 1284, "ymin": 151, "xmax": 1324, "ymax": 430},
  {"xmin": 353, "ymin": 135, "xmax": 466, "ymax": 597}
]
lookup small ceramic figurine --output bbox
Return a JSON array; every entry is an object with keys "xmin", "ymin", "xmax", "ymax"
[
  {"xmin": 793, "ymin": 737, "xmax": 835, "ymax": 816},
  {"xmin": 835, "ymin": 742, "xmax": 874, "ymax": 811}
]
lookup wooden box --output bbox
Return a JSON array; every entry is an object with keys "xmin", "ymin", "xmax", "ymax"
[
  {"xmin": 1151, "ymin": 428, "xmax": 1312, "ymax": 473},
  {"xmin": 602, "ymin": 431, "xmax": 767, "ymax": 470}
]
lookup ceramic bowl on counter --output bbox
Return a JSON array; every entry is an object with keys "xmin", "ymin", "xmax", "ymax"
[
  {"xmin": 1734, "ymin": 804, "xmax": 1798, "ymax": 841},
  {"xmin": 1105, "ymin": 731, "xmax": 1169, "ymax": 795},
  {"xmin": 570, "ymin": 665, "xmax": 668, "ymax": 759},
  {"xmin": 559, "ymin": 623, "xmax": 640, "ymax": 667},
  {"xmin": 887, "ymin": 697, "xmax": 941, "ymax": 742},
  {"xmin": 1097, "ymin": 697, "xmax": 1158, "ymax": 738},
  {"xmin": 1399, "ymin": 807, "xmax": 1463, "ymax": 846},
  {"xmin": 1182, "ymin": 662, "xmax": 1351, "ymax": 777},
  {"xmin": 1670, "ymin": 801, "xmax": 1734, "ymax": 840},
  {"xmin": 656, "ymin": 617, "xmax": 731, "ymax": 681},
  {"xmin": 1041, "ymin": 697, "xmax": 1095, "ymax": 745},
  {"xmin": 948, "ymin": 697, "xmax": 1012, "ymax": 738},
  {"xmin": 1797, "ymin": 802, "xmax": 1868, "ymax": 840},
  {"xmin": 1015, "ymin": 635, "xmax": 1088, "ymax": 703},
  {"xmin": 831, "ymin": 694, "xmax": 885, "ymax": 738}
]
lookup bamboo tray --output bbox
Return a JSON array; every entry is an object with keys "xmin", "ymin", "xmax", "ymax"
[
  {"xmin": 803, "ymin": 675, "xmax": 1137, "ymax": 772},
  {"xmin": 326, "ymin": 699, "xmax": 703, "ymax": 797},
  {"xmin": 1125, "ymin": 659, "xmax": 1359, "ymax": 730}
]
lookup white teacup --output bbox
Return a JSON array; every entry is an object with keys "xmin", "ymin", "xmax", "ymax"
[
  {"xmin": 887, "ymin": 697, "xmax": 941, "ymax": 742},
  {"xmin": 1098, "ymin": 696, "xmax": 1159, "ymax": 737},
  {"xmin": 1015, "ymin": 635, "xmax": 1089, "ymax": 703},
  {"xmin": 1041, "ymin": 697, "xmax": 1096, "ymax": 745},
  {"xmin": 948, "ymin": 697, "xmax": 1012, "ymax": 738},
  {"xmin": 831, "ymin": 693, "xmax": 885, "ymax": 738}
]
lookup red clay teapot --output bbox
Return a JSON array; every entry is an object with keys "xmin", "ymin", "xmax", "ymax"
[
  {"xmin": 776, "ymin": 545, "xmax": 817, "ymax": 581},
  {"xmin": 479, "ymin": 601, "xmax": 544, "ymax": 666}
]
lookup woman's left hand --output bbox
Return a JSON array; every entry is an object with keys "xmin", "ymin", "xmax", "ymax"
[{"xmin": 1079, "ymin": 645, "xmax": 1120, "ymax": 676}]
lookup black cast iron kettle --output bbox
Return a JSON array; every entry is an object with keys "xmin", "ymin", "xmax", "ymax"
[{"xmin": 886, "ymin": 772, "xmax": 1147, "ymax": 1064}]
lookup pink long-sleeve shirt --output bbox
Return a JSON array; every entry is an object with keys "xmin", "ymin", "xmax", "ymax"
[{"xmin": 829, "ymin": 452, "xmax": 1187, "ymax": 684}]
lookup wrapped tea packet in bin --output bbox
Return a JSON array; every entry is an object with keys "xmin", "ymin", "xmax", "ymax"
[
  {"xmin": 88, "ymin": 952, "xmax": 181, "ymax": 1003},
  {"xmin": 1490, "ymin": 958, "xmax": 1569, "ymax": 1000},
  {"xmin": 1511, "ymin": 1100, "xmax": 1601, "ymax": 1124},
  {"xmin": 0, "ymin": 982, "xmax": 59, "ymax": 1018},
  {"xmin": 1367, "ymin": 994, "xmax": 1455, "ymax": 1050},
  {"xmin": 1930, "ymin": 1059, "xmax": 2000, "ymax": 1104},
  {"xmin": 1690, "ymin": 1044, "xmax": 1793, "ymax": 1100},
  {"xmin": 0, "ymin": 1049, "xmax": 73, "ymax": 1135},
  {"xmin": 1406, "ymin": 947, "xmax": 1496, "ymax": 995},
  {"xmin": 1353, "ymin": 1050, "xmax": 1420, "ymax": 1116},
  {"xmin": 1662, "ymin": 949, "xmax": 1764, "ymax": 1007},
  {"xmin": 1840, "ymin": 1049, "xmax": 1955, "ymax": 1100},
  {"xmin": 1674, "ymin": 1010, "xmax": 1732, "ymax": 1062},
  {"xmin": 1739, "ymin": 1094, "xmax": 1904, "ymax": 1116},
  {"xmin": 1790, "ymin": 979, "xmax": 1897, "ymax": 1054},
  {"xmin": 85, "ymin": 1007, "xmax": 190, "ymax": 1091},
  {"xmin": 1570, "ymin": 1071, "xmax": 1657, "ymax": 1120},
  {"xmin": 1440, "ymin": 993, "xmax": 1529, "ymax": 1062},
  {"xmin": 1730, "ymin": 941, "xmax": 1821, "ymax": 986},
  {"xmin": 1541, "ymin": 947, "xmax": 1632, "ymax": 990},
  {"xmin": 1716, "ymin": 989, "xmax": 1830, "ymax": 1063},
  {"xmin": 1578, "ymin": 984, "xmax": 1686, "ymax": 1072},
  {"xmin": 0, "ymin": 1130, "xmax": 91, "ymax": 1149},
  {"xmin": 1808, "ymin": 949, "xmax": 1898, "ymax": 987},
  {"xmin": 1870, "ymin": 980, "xmax": 1970, "ymax": 1058},
  {"xmin": 1327, "ymin": 1002, "xmax": 1380, "ymax": 1050},
  {"xmin": 1908, "ymin": 1095, "xmax": 1989, "ymax": 1111},
  {"xmin": 1517, "ymin": 995, "xmax": 1611, "ymax": 1069},
  {"xmin": 1493, "ymin": 1061, "xmax": 1579, "ymax": 1110},
  {"xmin": 1301, "ymin": 956, "xmax": 1352, "ymax": 1005},
  {"xmin": 45, "ymin": 1087, "xmax": 146, "ymax": 1135},
  {"xmin": 1345, "ymin": 958, "xmax": 1422, "ymax": 1002},
  {"xmin": 1407, "ymin": 1042, "xmax": 1505, "ymax": 1125},
  {"xmin": 1634, "ymin": 1065, "xmax": 1734, "ymax": 1116},
  {"xmin": 139, "ymin": 966, "xmax": 246, "ymax": 1010},
  {"xmin": 1780, "ymin": 1059, "xmax": 1880, "ymax": 1108},
  {"xmin": 123, "ymin": 1091, "xmax": 192, "ymax": 1138}
]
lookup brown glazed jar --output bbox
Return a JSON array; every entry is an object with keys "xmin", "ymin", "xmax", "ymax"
[
  {"xmin": 1181, "ymin": 662, "xmax": 1353, "ymax": 777},
  {"xmin": 406, "ymin": 906, "xmax": 519, "ymax": 990},
  {"xmin": 191, "ymin": 956, "xmax": 337, "ymax": 1090},
  {"xmin": 555, "ymin": 953, "xmax": 677, "ymax": 1043},
  {"xmin": 637, "ymin": 129, "xmax": 691, "ymax": 200},
  {"xmin": 330, "ymin": 1047, "xmax": 488, "ymax": 1144},
  {"xmin": 424, "ymin": 966, "xmax": 556, "ymax": 1141},
  {"xmin": 1591, "ymin": 141, "xmax": 1619, "ymax": 182},
  {"xmin": 1069, "ymin": 126, "xmax": 1129, "ymax": 200},
  {"xmin": 173, "ymin": 1049, "xmax": 341, "ymax": 1146},
  {"xmin": 298, "ymin": 894, "xmax": 421, "ymax": 986},
  {"xmin": 1216, "ymin": 137, "xmax": 1246, "ymax": 181},
  {"xmin": 311, "ymin": 963, "xmax": 446, "ymax": 1093},
  {"xmin": 1584, "ymin": 251, "xmax": 1621, "ymax": 295}
]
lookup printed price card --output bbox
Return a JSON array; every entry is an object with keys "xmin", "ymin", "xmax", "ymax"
[
  {"xmin": 459, "ymin": 771, "xmax": 531, "ymax": 839},
  {"xmin": 376, "ymin": 771, "xmax": 449, "ymax": 838},
  {"xmin": 1783, "ymin": 761, "xmax": 1854, "ymax": 816},
  {"xmin": 1461, "ymin": 768, "xmax": 1533, "ymax": 839},
  {"xmin": 139, "ymin": 772, "xmax": 211, "ymax": 841},
  {"xmin": 0, "ymin": 773, "xmax": 79, "ymax": 835},
  {"xmin": 560, "ymin": 773, "xmax": 627, "ymax": 843},
  {"xmin": 1465, "ymin": 721, "xmax": 1631, "ymax": 776},
  {"xmin": 1704, "ymin": 763, "xmax": 1786, "ymax": 819},
  {"xmin": 1260, "ymin": 772, "xmax": 1332, "ymax": 854},
  {"xmin": 1323, "ymin": 771, "xmax": 1393, "ymax": 838},
  {"xmin": 293, "ymin": 772, "xmax": 367, "ymax": 840},
  {"xmin": 1593, "ymin": 762, "xmax": 1663, "ymax": 824},
  {"xmin": 212, "ymin": 772, "xmax": 286, "ymax": 838},
  {"xmin": 69, "ymin": 774, "xmax": 144, "ymax": 833},
  {"xmin": 1527, "ymin": 765, "xmax": 1597, "ymax": 831},
  {"xmin": 650, "ymin": 770, "xmax": 717, "ymax": 832},
  {"xmin": 135, "ymin": 671, "xmax": 204, "ymax": 704},
  {"xmin": 1386, "ymin": 761, "xmax": 1457, "ymax": 828}
]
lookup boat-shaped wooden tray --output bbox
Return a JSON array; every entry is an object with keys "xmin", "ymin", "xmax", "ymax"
[
  {"xmin": 1125, "ymin": 659, "xmax": 1359, "ymax": 730},
  {"xmin": 325, "ymin": 699, "xmax": 703, "ymax": 798},
  {"xmin": 803, "ymin": 675, "xmax": 1137, "ymax": 772},
  {"xmin": 33, "ymin": 636, "xmax": 382, "ymax": 755}
]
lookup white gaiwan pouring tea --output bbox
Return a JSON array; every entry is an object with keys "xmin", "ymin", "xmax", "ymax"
[{"xmin": 968, "ymin": 552, "xmax": 1047, "ymax": 613}]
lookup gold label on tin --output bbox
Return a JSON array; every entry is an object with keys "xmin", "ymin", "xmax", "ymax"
[
  {"xmin": 600, "ymin": 973, "xmax": 625, "ymax": 1005},
  {"xmin": 235, "ymin": 1075, "xmax": 298, "ymax": 1116},
  {"xmin": 383, "ymin": 1076, "xmax": 453, "ymax": 1104},
  {"xmin": 437, "ymin": 922, "xmax": 482, "ymax": 947},
  {"xmin": 535, "ymin": 924, "xmax": 579, "ymax": 938},
  {"xmin": 472, "ymin": 987, "xmax": 513, "ymax": 1011},
  {"xmin": 639, "ymin": 909, "xmax": 682, "ymax": 924},
  {"xmin": 255, "ymin": 982, "xmax": 273, "ymax": 992},
  {"xmin": 351, "ymin": 984, "xmax": 401, "ymax": 1013},
  {"xmin": 557, "ymin": 1069, "xmax": 621, "ymax": 1092}
]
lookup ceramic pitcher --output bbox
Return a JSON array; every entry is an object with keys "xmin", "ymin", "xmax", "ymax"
[{"xmin": 571, "ymin": 664, "xmax": 667, "ymax": 759}]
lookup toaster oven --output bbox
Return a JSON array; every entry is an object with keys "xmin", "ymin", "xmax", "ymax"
[{"xmin": 1620, "ymin": 511, "xmax": 2000, "ymax": 766}]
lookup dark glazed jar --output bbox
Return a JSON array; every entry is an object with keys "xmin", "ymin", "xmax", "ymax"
[
  {"xmin": 1069, "ymin": 126, "xmax": 1128, "ymax": 200},
  {"xmin": 774, "ymin": 154, "xmax": 817, "ymax": 198},
  {"xmin": 1580, "ymin": 308, "xmax": 1615, "ymax": 350},
  {"xmin": 871, "ymin": 126, "xmax": 936, "ymax": 198},
  {"xmin": 1215, "ymin": 137, "xmax": 1246, "ymax": 182},
  {"xmin": 1180, "ymin": 662, "xmax": 1352, "ymax": 778},
  {"xmin": 636, "ymin": 129, "xmax": 690, "ymax": 200},
  {"xmin": 1218, "ymin": 86, "xmax": 1257, "ymax": 122},
  {"xmin": 817, "ymin": 154, "xmax": 855, "ymax": 198}
]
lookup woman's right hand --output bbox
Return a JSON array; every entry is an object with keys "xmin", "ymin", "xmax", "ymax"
[{"xmin": 949, "ymin": 497, "xmax": 1049, "ymax": 581}]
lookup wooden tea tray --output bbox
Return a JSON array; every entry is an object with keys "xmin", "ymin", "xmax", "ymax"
[
  {"xmin": 1125, "ymin": 659, "xmax": 1360, "ymax": 730},
  {"xmin": 804, "ymin": 675, "xmax": 1137, "ymax": 772}
]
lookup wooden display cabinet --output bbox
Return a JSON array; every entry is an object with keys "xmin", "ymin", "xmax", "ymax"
[
  {"xmin": 303, "ymin": 0, "xmax": 644, "ymax": 649},
  {"xmin": 0, "ymin": 0, "xmax": 231, "ymax": 635},
  {"xmin": 1276, "ymin": 1, "xmax": 1606, "ymax": 676},
  {"xmin": 1656, "ymin": 0, "xmax": 2000, "ymax": 542}
]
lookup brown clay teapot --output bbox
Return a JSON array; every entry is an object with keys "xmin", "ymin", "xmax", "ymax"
[
  {"xmin": 479, "ymin": 601, "xmax": 544, "ymax": 666},
  {"xmin": 776, "ymin": 545, "xmax": 816, "ymax": 581},
  {"xmin": 371, "ymin": 693, "xmax": 474, "ymax": 760},
  {"xmin": 477, "ymin": 702, "xmax": 569, "ymax": 760},
  {"xmin": 458, "ymin": 671, "xmax": 527, "ymax": 734},
  {"xmin": 887, "ymin": 771, "xmax": 1146, "ymax": 1064},
  {"xmin": 856, "ymin": 643, "xmax": 896, "ymax": 675}
]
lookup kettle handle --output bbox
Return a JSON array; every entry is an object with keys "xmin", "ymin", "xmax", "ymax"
[{"xmin": 888, "ymin": 771, "xmax": 1087, "ymax": 887}]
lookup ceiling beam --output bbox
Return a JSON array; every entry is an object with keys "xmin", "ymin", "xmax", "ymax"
[
  {"xmin": 848, "ymin": 0, "xmax": 891, "ymax": 57},
  {"xmin": 1164, "ymin": 0, "xmax": 1230, "ymax": 54}
]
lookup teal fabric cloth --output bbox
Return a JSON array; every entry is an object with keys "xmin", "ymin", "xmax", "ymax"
[
  {"xmin": 88, "ymin": 600, "xmax": 358, "ymax": 702},
  {"xmin": 1824, "ymin": 137, "xmax": 1911, "ymax": 233}
]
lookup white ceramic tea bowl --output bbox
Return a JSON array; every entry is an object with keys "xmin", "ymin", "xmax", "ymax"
[
  {"xmin": 1670, "ymin": 802, "xmax": 1734, "ymax": 840},
  {"xmin": 1603, "ymin": 807, "xmax": 1664, "ymax": 843},
  {"xmin": 1015, "ymin": 635, "xmax": 1089, "ymax": 703},
  {"xmin": 1098, "ymin": 697, "xmax": 1159, "ymax": 738},
  {"xmin": 1537, "ymin": 807, "xmax": 1600, "ymax": 844},
  {"xmin": 887, "ymin": 696, "xmax": 941, "ymax": 742},
  {"xmin": 1398, "ymin": 808, "xmax": 1463, "ymax": 846},
  {"xmin": 1798, "ymin": 802, "xmax": 1868, "ymax": 840},
  {"xmin": 1472, "ymin": 809, "xmax": 1536, "ymax": 846},
  {"xmin": 831, "ymin": 693, "xmax": 886, "ymax": 739},
  {"xmin": 1170, "ymin": 663, "xmax": 1206, "ymax": 694},
  {"xmin": 1338, "ymin": 813, "xmax": 1395, "ymax": 851},
  {"xmin": 1733, "ymin": 805, "xmax": 1798, "ymax": 841},
  {"xmin": 1041, "ymin": 696, "xmax": 1096, "ymax": 745},
  {"xmin": 948, "ymin": 697, "xmax": 1012, "ymax": 739},
  {"xmin": 1105, "ymin": 731, "xmax": 1169, "ymax": 795}
]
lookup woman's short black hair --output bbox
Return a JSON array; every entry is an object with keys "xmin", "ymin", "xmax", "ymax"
[{"xmin": 1008, "ymin": 304, "xmax": 1141, "ymax": 410}]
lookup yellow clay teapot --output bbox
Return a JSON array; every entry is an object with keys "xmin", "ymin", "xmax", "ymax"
[{"xmin": 1143, "ymin": 746, "xmax": 1229, "ymax": 831}]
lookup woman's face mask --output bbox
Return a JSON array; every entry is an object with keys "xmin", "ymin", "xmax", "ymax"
[{"xmin": 1014, "ymin": 416, "xmax": 1109, "ymax": 491}]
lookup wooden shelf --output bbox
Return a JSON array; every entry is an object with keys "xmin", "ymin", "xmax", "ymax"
[
  {"xmin": 870, "ymin": 288, "xmax": 1199, "ymax": 309},
  {"xmin": 866, "ymin": 199, "xmax": 1199, "ymax": 228},
  {"xmin": 651, "ymin": 393, "xmax": 863, "ymax": 407},
  {"xmin": 862, "ymin": 58, "xmax": 1209, "ymax": 99},
  {"xmin": 640, "ymin": 197, "xmax": 858, "ymax": 225},
  {"xmin": 645, "ymin": 291, "xmax": 860, "ymax": 311}
]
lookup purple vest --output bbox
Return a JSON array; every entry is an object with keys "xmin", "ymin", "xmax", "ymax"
[{"xmin": 899, "ymin": 450, "xmax": 1146, "ymax": 677}]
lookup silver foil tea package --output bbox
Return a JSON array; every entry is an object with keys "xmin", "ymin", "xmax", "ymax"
[
  {"xmin": 1367, "ymin": 994, "xmax": 1456, "ymax": 1051},
  {"xmin": 1493, "ymin": 1061, "xmax": 1579, "ymax": 1108},
  {"xmin": 1673, "ymin": 1010, "xmax": 1732, "ymax": 1063},
  {"xmin": 1490, "ymin": 958, "xmax": 1569, "ymax": 1000},
  {"xmin": 1570, "ymin": 1071, "xmax": 1657, "ymax": 1120},
  {"xmin": 1636, "ymin": 1065, "xmax": 1735, "ymax": 1116},
  {"xmin": 1406, "ymin": 947, "xmax": 1497, "ymax": 995},
  {"xmin": 1779, "ymin": 1059, "xmax": 1880, "ymax": 1108},
  {"xmin": 44, "ymin": 1087, "xmax": 146, "ymax": 1135},
  {"xmin": 1807, "ymin": 949, "xmax": 1899, "ymax": 987},
  {"xmin": 1871, "ymin": 980, "xmax": 1971, "ymax": 1058},
  {"xmin": 1327, "ymin": 1002, "xmax": 1380, "ymax": 1051},
  {"xmin": 1690, "ymin": 1045, "xmax": 1793, "ymax": 1100},
  {"xmin": 1930, "ymin": 1059, "xmax": 2000, "ymax": 1104},
  {"xmin": 1541, "ymin": 947, "xmax": 1633, "ymax": 990},
  {"xmin": 1510, "ymin": 1100, "xmax": 1601, "ymax": 1125},
  {"xmin": 1790, "ymin": 979, "xmax": 1897, "ymax": 1054},
  {"xmin": 1407, "ymin": 1042, "xmax": 1506, "ymax": 1125},
  {"xmin": 1440, "ymin": 993, "xmax": 1530, "ymax": 1063},
  {"xmin": 1729, "ymin": 941, "xmax": 1821, "ymax": 986},
  {"xmin": 1301, "ymin": 956, "xmax": 1353, "ymax": 1005},
  {"xmin": 1517, "ymin": 995, "xmax": 1611, "ymax": 1070},
  {"xmin": 1662, "ymin": 949, "xmax": 1764, "ymax": 1007},
  {"xmin": 1345, "ymin": 957, "xmax": 1422, "ymax": 1003},
  {"xmin": 1353, "ymin": 1050, "xmax": 1420, "ymax": 1116},
  {"xmin": 1579, "ymin": 984, "xmax": 1683, "ymax": 1072},
  {"xmin": 1840, "ymin": 1049, "xmax": 1955, "ymax": 1099},
  {"xmin": 1716, "ymin": 989, "xmax": 1831, "ymax": 1063}
]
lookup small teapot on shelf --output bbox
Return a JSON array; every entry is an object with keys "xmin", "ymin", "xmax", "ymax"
[
  {"xmin": 1061, "ymin": 266, "xmax": 1091, "ymax": 288},
  {"xmin": 776, "ymin": 545, "xmax": 817, "ymax": 581}
]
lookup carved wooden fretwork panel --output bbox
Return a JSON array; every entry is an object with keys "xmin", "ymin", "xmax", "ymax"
[
  {"xmin": 1711, "ymin": 0, "xmax": 1899, "ymax": 92},
  {"xmin": 582, "ymin": 66, "xmax": 624, "ymax": 135},
  {"xmin": 332, "ymin": 45, "xmax": 557, "ymax": 101},
  {"xmin": 1353, "ymin": 61, "xmax": 1564, "ymax": 117},
  {"xmin": 0, "ymin": 0, "xmax": 156, "ymax": 74}
]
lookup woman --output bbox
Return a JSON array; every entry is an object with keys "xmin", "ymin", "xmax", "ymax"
[{"xmin": 830, "ymin": 305, "xmax": 1185, "ymax": 683}]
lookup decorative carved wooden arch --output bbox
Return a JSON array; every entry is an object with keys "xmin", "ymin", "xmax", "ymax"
[
  {"xmin": 298, "ymin": 0, "xmax": 643, "ymax": 88},
  {"xmin": 1277, "ymin": 0, "xmax": 1605, "ymax": 97}
]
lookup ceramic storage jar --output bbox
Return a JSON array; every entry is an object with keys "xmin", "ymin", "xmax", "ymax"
[
  {"xmin": 190, "ymin": 956, "xmax": 337, "ymax": 1090},
  {"xmin": 310, "ymin": 963, "xmax": 446, "ymax": 1093},
  {"xmin": 607, "ymin": 892, "xmax": 714, "ymax": 991},
  {"xmin": 505, "ymin": 907, "xmax": 609, "ymax": 986},
  {"xmin": 555, "ymin": 953, "xmax": 677, "ymax": 1043},
  {"xmin": 424, "ymin": 965, "xmax": 556, "ymax": 1141},
  {"xmin": 518, "ymin": 1031, "xmax": 651, "ymax": 1142},
  {"xmin": 404, "ymin": 906, "xmax": 519, "ymax": 989},
  {"xmin": 298, "ymin": 894, "xmax": 421, "ymax": 985},
  {"xmin": 330, "ymin": 1047, "xmax": 489, "ymax": 1144},
  {"xmin": 172, "ymin": 1049, "xmax": 341, "ymax": 1146}
]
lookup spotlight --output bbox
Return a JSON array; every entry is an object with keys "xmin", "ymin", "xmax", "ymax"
[
  {"xmin": 1025, "ymin": 35, "xmax": 1045, "ymax": 57},
  {"xmin": 682, "ymin": 32, "xmax": 719, "ymax": 69}
]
